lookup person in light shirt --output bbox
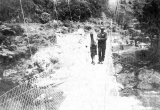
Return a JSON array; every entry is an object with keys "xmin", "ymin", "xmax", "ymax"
[{"xmin": 85, "ymin": 29, "xmax": 97, "ymax": 65}]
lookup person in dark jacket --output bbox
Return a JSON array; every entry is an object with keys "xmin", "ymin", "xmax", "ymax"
[{"xmin": 97, "ymin": 27, "xmax": 107, "ymax": 64}]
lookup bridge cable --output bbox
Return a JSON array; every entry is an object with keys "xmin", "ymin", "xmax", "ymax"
[
  {"xmin": 19, "ymin": 0, "xmax": 33, "ymax": 57},
  {"xmin": 67, "ymin": 0, "xmax": 72, "ymax": 21},
  {"xmin": 53, "ymin": 0, "xmax": 58, "ymax": 20}
]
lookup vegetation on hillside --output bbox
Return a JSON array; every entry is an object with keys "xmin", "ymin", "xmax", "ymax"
[
  {"xmin": 1, "ymin": 0, "xmax": 160, "ymax": 109},
  {"xmin": 0, "ymin": 0, "xmax": 104, "ymax": 23},
  {"xmin": 132, "ymin": 0, "xmax": 160, "ymax": 36}
]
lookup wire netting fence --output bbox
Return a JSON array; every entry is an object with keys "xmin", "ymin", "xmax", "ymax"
[{"xmin": 0, "ymin": 71, "xmax": 66, "ymax": 110}]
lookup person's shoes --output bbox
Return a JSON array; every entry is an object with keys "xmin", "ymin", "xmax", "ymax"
[
  {"xmin": 91, "ymin": 61, "xmax": 95, "ymax": 65},
  {"xmin": 101, "ymin": 61, "xmax": 103, "ymax": 64},
  {"xmin": 98, "ymin": 61, "xmax": 101, "ymax": 64}
]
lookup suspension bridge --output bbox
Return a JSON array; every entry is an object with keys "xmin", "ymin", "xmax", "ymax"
[
  {"xmin": 0, "ymin": 27, "xmax": 144, "ymax": 110},
  {"xmin": 0, "ymin": 0, "xmax": 146, "ymax": 109}
]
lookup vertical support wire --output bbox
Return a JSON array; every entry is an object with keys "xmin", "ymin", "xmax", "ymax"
[
  {"xmin": 79, "ymin": 7, "xmax": 81, "ymax": 22},
  {"xmin": 111, "ymin": 0, "xmax": 121, "ymax": 97},
  {"xmin": 53, "ymin": 0, "xmax": 58, "ymax": 20},
  {"xmin": 19, "ymin": 0, "xmax": 32, "ymax": 58},
  {"xmin": 67, "ymin": 0, "xmax": 72, "ymax": 21},
  {"xmin": 114, "ymin": 0, "xmax": 119, "ymax": 23}
]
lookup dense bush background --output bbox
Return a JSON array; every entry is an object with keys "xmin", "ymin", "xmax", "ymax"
[{"xmin": 0, "ymin": 0, "xmax": 104, "ymax": 22}]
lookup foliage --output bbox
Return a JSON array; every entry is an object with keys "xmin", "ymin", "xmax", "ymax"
[
  {"xmin": 0, "ymin": 0, "xmax": 105, "ymax": 22},
  {"xmin": 56, "ymin": 0, "xmax": 102, "ymax": 21},
  {"xmin": 107, "ymin": 0, "xmax": 134, "ymax": 28},
  {"xmin": 0, "ymin": 24, "xmax": 57, "ymax": 65},
  {"xmin": 132, "ymin": 0, "xmax": 160, "ymax": 36},
  {"xmin": 0, "ymin": 0, "xmax": 35, "ymax": 22},
  {"xmin": 0, "ymin": 25, "xmax": 24, "ymax": 64},
  {"xmin": 44, "ymin": 20, "xmax": 63, "ymax": 29},
  {"xmin": 40, "ymin": 12, "xmax": 51, "ymax": 24},
  {"xmin": 0, "ymin": 29, "xmax": 58, "ymax": 86}
]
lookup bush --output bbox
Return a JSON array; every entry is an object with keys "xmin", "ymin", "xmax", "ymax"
[
  {"xmin": 88, "ymin": 18, "xmax": 99, "ymax": 24},
  {"xmin": 63, "ymin": 20, "xmax": 72, "ymax": 27},
  {"xmin": 40, "ymin": 12, "xmax": 51, "ymax": 24},
  {"xmin": 61, "ymin": 26, "xmax": 69, "ymax": 34},
  {"xmin": 84, "ymin": 24, "xmax": 93, "ymax": 31},
  {"xmin": 0, "ymin": 25, "xmax": 57, "ymax": 65},
  {"xmin": 44, "ymin": 20, "xmax": 63, "ymax": 30}
]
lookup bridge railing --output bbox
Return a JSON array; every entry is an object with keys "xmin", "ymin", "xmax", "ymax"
[{"xmin": 0, "ymin": 70, "xmax": 66, "ymax": 110}]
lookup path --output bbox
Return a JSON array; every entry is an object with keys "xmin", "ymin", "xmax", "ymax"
[
  {"xmin": 56, "ymin": 32, "xmax": 145, "ymax": 110},
  {"xmin": 57, "ymin": 33, "xmax": 108, "ymax": 110}
]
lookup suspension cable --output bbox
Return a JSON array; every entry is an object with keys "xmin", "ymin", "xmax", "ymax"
[
  {"xmin": 53, "ymin": 0, "xmax": 58, "ymax": 20},
  {"xmin": 67, "ymin": 0, "xmax": 72, "ymax": 21},
  {"xmin": 19, "ymin": 0, "xmax": 32, "ymax": 57}
]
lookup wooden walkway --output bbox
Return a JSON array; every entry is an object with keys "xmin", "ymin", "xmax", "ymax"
[{"xmin": 57, "ymin": 33, "xmax": 143, "ymax": 110}]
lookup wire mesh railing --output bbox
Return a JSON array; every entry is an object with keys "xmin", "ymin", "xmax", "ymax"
[
  {"xmin": 0, "ymin": 86, "xmax": 65, "ymax": 110},
  {"xmin": 0, "ymin": 69, "xmax": 67, "ymax": 110}
]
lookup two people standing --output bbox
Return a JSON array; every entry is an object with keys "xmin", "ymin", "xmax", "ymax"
[{"xmin": 85, "ymin": 26, "xmax": 108, "ymax": 65}]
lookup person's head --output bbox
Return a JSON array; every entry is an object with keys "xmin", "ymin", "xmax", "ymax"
[
  {"xmin": 0, "ymin": 21, "xmax": 2, "ymax": 25},
  {"xmin": 90, "ymin": 31, "xmax": 93, "ymax": 36},
  {"xmin": 78, "ymin": 25, "xmax": 80, "ymax": 29},
  {"xmin": 100, "ymin": 26, "xmax": 105, "ymax": 32}
]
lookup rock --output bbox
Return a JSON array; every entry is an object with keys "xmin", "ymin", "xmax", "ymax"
[
  {"xmin": 117, "ymin": 83, "xmax": 124, "ymax": 90},
  {"xmin": 0, "ymin": 24, "xmax": 24, "ymax": 36},
  {"xmin": 117, "ymin": 73, "xmax": 127, "ymax": 84},
  {"xmin": 3, "ymin": 69, "xmax": 17, "ymax": 77},
  {"xmin": 10, "ymin": 25, "xmax": 24, "ymax": 35},
  {"xmin": 137, "ymin": 69, "xmax": 160, "ymax": 90},
  {"xmin": 0, "ymin": 27, "xmax": 16, "ymax": 36},
  {"xmin": 0, "ymin": 25, "xmax": 7, "ymax": 30},
  {"xmin": 121, "ymin": 88, "xmax": 138, "ymax": 96},
  {"xmin": 117, "ymin": 68, "xmax": 160, "ymax": 90},
  {"xmin": 117, "ymin": 72, "xmax": 138, "ymax": 89},
  {"xmin": 152, "ymin": 71, "xmax": 160, "ymax": 84},
  {"xmin": 114, "ymin": 63, "xmax": 123, "ymax": 74},
  {"xmin": 137, "ymin": 81, "xmax": 152, "ymax": 90}
]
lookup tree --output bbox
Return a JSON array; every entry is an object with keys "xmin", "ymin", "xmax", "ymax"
[
  {"xmin": 0, "ymin": 0, "xmax": 105, "ymax": 22},
  {"xmin": 132, "ymin": 0, "xmax": 160, "ymax": 63},
  {"xmin": 133, "ymin": 0, "xmax": 160, "ymax": 37},
  {"xmin": 0, "ymin": 0, "xmax": 35, "ymax": 22},
  {"xmin": 107, "ymin": 0, "xmax": 135, "ymax": 29}
]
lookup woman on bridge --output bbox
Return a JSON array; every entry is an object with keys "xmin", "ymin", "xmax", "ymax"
[{"xmin": 85, "ymin": 30, "xmax": 97, "ymax": 65}]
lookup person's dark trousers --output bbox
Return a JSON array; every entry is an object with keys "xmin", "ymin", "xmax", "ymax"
[{"xmin": 98, "ymin": 45, "xmax": 106, "ymax": 62}]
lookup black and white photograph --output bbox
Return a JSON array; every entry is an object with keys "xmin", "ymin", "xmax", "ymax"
[{"xmin": 0, "ymin": 0, "xmax": 160, "ymax": 110}]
